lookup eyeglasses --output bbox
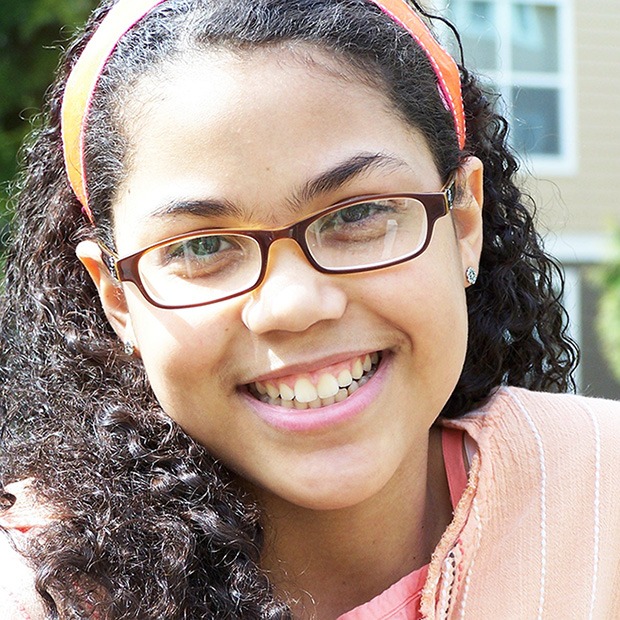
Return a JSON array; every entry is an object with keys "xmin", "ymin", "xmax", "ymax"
[{"xmin": 100, "ymin": 178, "xmax": 455, "ymax": 309}]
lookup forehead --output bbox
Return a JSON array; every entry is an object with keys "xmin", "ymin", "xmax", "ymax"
[
  {"xmin": 120, "ymin": 44, "xmax": 401, "ymax": 156},
  {"xmin": 111, "ymin": 45, "xmax": 438, "ymax": 245}
]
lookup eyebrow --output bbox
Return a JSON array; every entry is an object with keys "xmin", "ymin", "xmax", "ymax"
[
  {"xmin": 145, "ymin": 152, "xmax": 411, "ymax": 222},
  {"xmin": 294, "ymin": 152, "xmax": 412, "ymax": 207},
  {"xmin": 147, "ymin": 196, "xmax": 245, "ymax": 221}
]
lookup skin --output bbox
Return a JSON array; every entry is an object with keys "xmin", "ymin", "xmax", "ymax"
[{"xmin": 78, "ymin": 46, "xmax": 484, "ymax": 618}]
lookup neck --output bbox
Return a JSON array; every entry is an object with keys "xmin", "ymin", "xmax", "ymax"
[{"xmin": 259, "ymin": 427, "xmax": 451, "ymax": 619}]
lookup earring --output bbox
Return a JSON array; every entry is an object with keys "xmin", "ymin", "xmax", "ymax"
[
  {"xmin": 465, "ymin": 267, "xmax": 478, "ymax": 286},
  {"xmin": 123, "ymin": 340, "xmax": 135, "ymax": 356}
]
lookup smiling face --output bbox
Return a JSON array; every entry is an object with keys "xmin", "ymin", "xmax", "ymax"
[{"xmin": 78, "ymin": 46, "xmax": 483, "ymax": 512}]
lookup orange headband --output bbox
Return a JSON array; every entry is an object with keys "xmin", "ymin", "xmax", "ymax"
[
  {"xmin": 61, "ymin": 0, "xmax": 465, "ymax": 222},
  {"xmin": 369, "ymin": 0, "xmax": 466, "ymax": 148}
]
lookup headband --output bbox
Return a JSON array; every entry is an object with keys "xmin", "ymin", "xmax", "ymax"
[{"xmin": 61, "ymin": 0, "xmax": 466, "ymax": 222}]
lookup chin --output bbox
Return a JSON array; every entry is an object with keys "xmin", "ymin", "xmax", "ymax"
[{"xmin": 252, "ymin": 460, "xmax": 397, "ymax": 513}]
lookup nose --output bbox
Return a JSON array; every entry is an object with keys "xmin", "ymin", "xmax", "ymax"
[{"xmin": 241, "ymin": 239, "xmax": 347, "ymax": 334}]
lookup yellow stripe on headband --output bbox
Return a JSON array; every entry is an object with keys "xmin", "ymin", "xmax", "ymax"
[{"xmin": 61, "ymin": 0, "xmax": 466, "ymax": 222}]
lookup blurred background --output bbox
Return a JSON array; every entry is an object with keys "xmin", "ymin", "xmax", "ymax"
[
  {"xmin": 434, "ymin": 0, "xmax": 620, "ymax": 398},
  {"xmin": 1, "ymin": 0, "xmax": 619, "ymax": 398},
  {"xmin": 0, "ymin": 0, "xmax": 97, "ymax": 228}
]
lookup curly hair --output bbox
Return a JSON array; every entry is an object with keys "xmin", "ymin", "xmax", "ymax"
[{"xmin": 0, "ymin": 0, "xmax": 578, "ymax": 617}]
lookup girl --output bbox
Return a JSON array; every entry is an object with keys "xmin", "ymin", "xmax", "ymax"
[{"xmin": 1, "ymin": 0, "xmax": 619, "ymax": 617}]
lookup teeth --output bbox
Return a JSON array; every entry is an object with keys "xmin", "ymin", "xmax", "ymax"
[
  {"xmin": 335, "ymin": 388, "xmax": 348, "ymax": 402},
  {"xmin": 294, "ymin": 378, "xmax": 318, "ymax": 403},
  {"xmin": 317, "ymin": 373, "xmax": 340, "ymax": 399},
  {"xmin": 250, "ymin": 352, "xmax": 381, "ymax": 409},
  {"xmin": 279, "ymin": 383, "xmax": 295, "ymax": 401},
  {"xmin": 351, "ymin": 358, "xmax": 363, "ymax": 380},
  {"xmin": 337, "ymin": 369, "xmax": 353, "ymax": 387},
  {"xmin": 266, "ymin": 383, "xmax": 280, "ymax": 400}
]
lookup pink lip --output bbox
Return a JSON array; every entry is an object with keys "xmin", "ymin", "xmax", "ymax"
[
  {"xmin": 247, "ymin": 349, "xmax": 379, "ymax": 385},
  {"xmin": 240, "ymin": 352, "xmax": 391, "ymax": 433}
]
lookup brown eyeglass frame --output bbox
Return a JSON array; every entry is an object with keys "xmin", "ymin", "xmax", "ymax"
[{"xmin": 99, "ymin": 178, "xmax": 456, "ymax": 309}]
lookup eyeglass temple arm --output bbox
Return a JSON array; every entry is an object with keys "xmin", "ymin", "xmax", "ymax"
[
  {"xmin": 96, "ymin": 241, "xmax": 121, "ymax": 281},
  {"xmin": 441, "ymin": 169, "xmax": 458, "ymax": 210}
]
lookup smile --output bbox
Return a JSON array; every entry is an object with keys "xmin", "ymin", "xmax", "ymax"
[{"xmin": 247, "ymin": 352, "xmax": 381, "ymax": 409}]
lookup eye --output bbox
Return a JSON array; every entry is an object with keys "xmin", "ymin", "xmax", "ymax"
[
  {"xmin": 137, "ymin": 232, "xmax": 262, "ymax": 303},
  {"xmin": 316, "ymin": 200, "xmax": 396, "ymax": 235},
  {"xmin": 168, "ymin": 235, "xmax": 231, "ymax": 260},
  {"xmin": 337, "ymin": 203, "xmax": 374, "ymax": 224},
  {"xmin": 149, "ymin": 234, "xmax": 244, "ymax": 277}
]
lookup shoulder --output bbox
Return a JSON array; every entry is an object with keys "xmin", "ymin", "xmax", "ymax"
[
  {"xmin": 498, "ymin": 385, "xmax": 620, "ymax": 425},
  {"xmin": 445, "ymin": 387, "xmax": 620, "ymax": 521},
  {"xmin": 453, "ymin": 386, "xmax": 620, "ymax": 449},
  {"xmin": 0, "ymin": 530, "xmax": 46, "ymax": 619},
  {"xmin": 0, "ymin": 479, "xmax": 56, "ymax": 532},
  {"xmin": 0, "ymin": 479, "xmax": 52, "ymax": 619},
  {"xmin": 436, "ymin": 391, "xmax": 620, "ymax": 617},
  {"xmin": 497, "ymin": 387, "xmax": 620, "ymax": 455},
  {"xmin": 452, "ymin": 386, "xmax": 620, "ymax": 543},
  {"xmin": 448, "ymin": 389, "xmax": 620, "ymax": 614},
  {"xmin": 456, "ymin": 387, "xmax": 620, "ymax": 479}
]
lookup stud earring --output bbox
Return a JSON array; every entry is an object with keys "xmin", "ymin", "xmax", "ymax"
[
  {"xmin": 465, "ymin": 267, "xmax": 478, "ymax": 286},
  {"xmin": 123, "ymin": 340, "xmax": 135, "ymax": 356}
]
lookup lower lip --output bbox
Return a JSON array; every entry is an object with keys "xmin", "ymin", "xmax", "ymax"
[{"xmin": 240, "ymin": 353, "xmax": 391, "ymax": 433}]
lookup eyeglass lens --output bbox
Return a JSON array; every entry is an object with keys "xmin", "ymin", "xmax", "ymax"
[
  {"xmin": 305, "ymin": 197, "xmax": 427, "ymax": 269},
  {"xmin": 137, "ymin": 197, "xmax": 429, "ymax": 306}
]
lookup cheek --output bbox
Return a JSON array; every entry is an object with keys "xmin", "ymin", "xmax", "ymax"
[
  {"xmin": 125, "ymin": 292, "xmax": 239, "ymax": 408},
  {"xmin": 375, "ymin": 223, "xmax": 466, "ymax": 329},
  {"xmin": 360, "ymin": 224, "xmax": 468, "ymax": 391},
  {"xmin": 390, "ymin": 269, "xmax": 467, "ymax": 362}
]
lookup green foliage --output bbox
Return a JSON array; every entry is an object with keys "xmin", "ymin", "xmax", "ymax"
[
  {"xmin": 595, "ymin": 228, "xmax": 620, "ymax": 382},
  {"xmin": 0, "ymin": 0, "xmax": 97, "ymax": 232}
]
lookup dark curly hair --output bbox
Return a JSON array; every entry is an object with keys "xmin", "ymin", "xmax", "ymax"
[{"xmin": 0, "ymin": 0, "xmax": 578, "ymax": 617}]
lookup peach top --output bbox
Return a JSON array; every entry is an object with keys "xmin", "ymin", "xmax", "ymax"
[{"xmin": 2, "ymin": 387, "xmax": 620, "ymax": 618}]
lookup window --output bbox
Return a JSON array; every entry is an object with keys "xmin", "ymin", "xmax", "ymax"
[{"xmin": 435, "ymin": 0, "xmax": 575, "ymax": 175}]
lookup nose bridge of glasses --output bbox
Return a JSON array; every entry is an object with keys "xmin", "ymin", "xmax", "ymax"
[
  {"xmin": 258, "ymin": 221, "xmax": 309, "ymax": 258},
  {"xmin": 248, "ymin": 220, "xmax": 324, "ymax": 287},
  {"xmin": 269, "ymin": 222, "xmax": 303, "ymax": 242}
]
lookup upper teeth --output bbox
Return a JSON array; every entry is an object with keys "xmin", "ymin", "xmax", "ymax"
[
  {"xmin": 251, "ymin": 352, "xmax": 379, "ymax": 405},
  {"xmin": 295, "ymin": 378, "xmax": 319, "ymax": 403},
  {"xmin": 337, "ymin": 369, "xmax": 352, "ymax": 387}
]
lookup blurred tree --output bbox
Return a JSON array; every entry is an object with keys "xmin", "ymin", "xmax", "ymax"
[
  {"xmin": 0, "ymin": 0, "xmax": 97, "ymax": 239},
  {"xmin": 596, "ymin": 229, "xmax": 620, "ymax": 383}
]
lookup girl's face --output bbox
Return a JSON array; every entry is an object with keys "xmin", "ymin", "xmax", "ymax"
[{"xmin": 80, "ymin": 47, "xmax": 483, "ymax": 511}]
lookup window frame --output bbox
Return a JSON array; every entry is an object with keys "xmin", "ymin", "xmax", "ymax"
[{"xmin": 432, "ymin": 0, "xmax": 577, "ymax": 176}]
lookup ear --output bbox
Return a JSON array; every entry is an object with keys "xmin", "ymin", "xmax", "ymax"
[
  {"xmin": 76, "ymin": 240, "xmax": 137, "ymax": 346},
  {"xmin": 452, "ymin": 156, "xmax": 484, "ymax": 285}
]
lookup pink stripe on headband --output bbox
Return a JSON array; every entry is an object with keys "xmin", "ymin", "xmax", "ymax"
[{"xmin": 61, "ymin": 0, "xmax": 466, "ymax": 222}]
